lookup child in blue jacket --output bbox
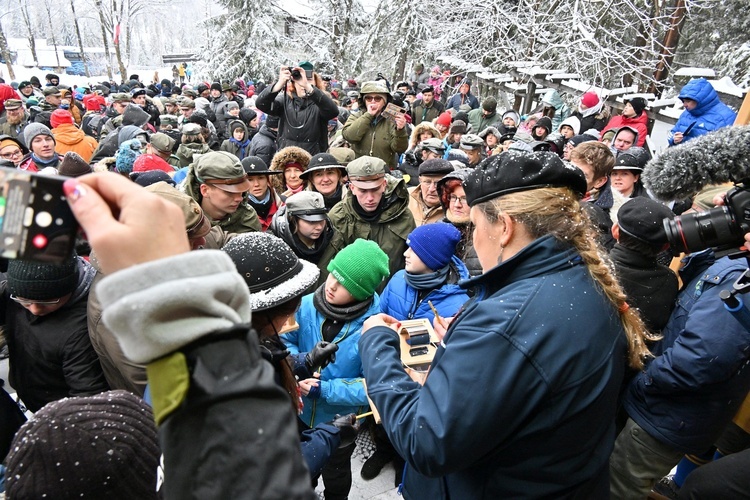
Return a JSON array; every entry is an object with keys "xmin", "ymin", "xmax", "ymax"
[
  {"xmin": 282, "ymin": 238, "xmax": 389, "ymax": 499},
  {"xmin": 364, "ymin": 222, "xmax": 470, "ymax": 485},
  {"xmin": 380, "ymin": 222, "xmax": 469, "ymax": 321}
]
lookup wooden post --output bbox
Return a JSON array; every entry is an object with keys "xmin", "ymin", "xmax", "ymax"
[
  {"xmin": 523, "ymin": 79, "xmax": 537, "ymax": 115},
  {"xmin": 734, "ymin": 91, "xmax": 750, "ymax": 126}
]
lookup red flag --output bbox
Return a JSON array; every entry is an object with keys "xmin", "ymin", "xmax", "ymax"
[{"xmin": 113, "ymin": 23, "xmax": 121, "ymax": 45}]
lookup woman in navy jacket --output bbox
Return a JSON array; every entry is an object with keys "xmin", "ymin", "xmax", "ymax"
[{"xmin": 359, "ymin": 152, "xmax": 653, "ymax": 499}]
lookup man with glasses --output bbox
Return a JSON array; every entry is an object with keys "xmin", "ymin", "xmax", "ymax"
[
  {"xmin": 1, "ymin": 254, "xmax": 108, "ymax": 412},
  {"xmin": 408, "ymin": 158, "xmax": 454, "ymax": 226},
  {"xmin": 0, "ymin": 99, "xmax": 28, "ymax": 139},
  {"xmin": 327, "ymin": 156, "xmax": 415, "ymax": 288},
  {"xmin": 16, "ymin": 81, "xmax": 41, "ymax": 103},
  {"xmin": 343, "ymin": 81, "xmax": 409, "ymax": 169}
]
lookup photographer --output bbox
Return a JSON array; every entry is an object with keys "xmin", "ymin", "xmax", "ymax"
[
  {"xmin": 255, "ymin": 62, "xmax": 339, "ymax": 156},
  {"xmin": 610, "ymin": 127, "xmax": 750, "ymax": 498}
]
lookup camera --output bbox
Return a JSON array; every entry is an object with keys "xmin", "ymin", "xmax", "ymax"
[
  {"xmin": 287, "ymin": 67, "xmax": 302, "ymax": 80},
  {"xmin": 664, "ymin": 183, "xmax": 750, "ymax": 254}
]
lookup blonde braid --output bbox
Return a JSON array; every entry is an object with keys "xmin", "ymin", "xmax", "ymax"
[{"xmin": 478, "ymin": 187, "xmax": 656, "ymax": 370}]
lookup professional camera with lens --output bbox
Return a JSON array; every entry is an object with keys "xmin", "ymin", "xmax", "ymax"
[
  {"xmin": 287, "ymin": 67, "xmax": 302, "ymax": 80},
  {"xmin": 664, "ymin": 183, "xmax": 750, "ymax": 254}
]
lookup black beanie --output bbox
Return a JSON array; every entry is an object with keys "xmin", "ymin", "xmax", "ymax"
[
  {"xmin": 7, "ymin": 255, "xmax": 79, "ymax": 300},
  {"xmin": 210, "ymin": 82, "xmax": 222, "ymax": 92},
  {"xmin": 5, "ymin": 390, "xmax": 160, "ymax": 500}
]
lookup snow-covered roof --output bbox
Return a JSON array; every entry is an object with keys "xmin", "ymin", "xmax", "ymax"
[{"xmin": 674, "ymin": 67, "xmax": 716, "ymax": 78}]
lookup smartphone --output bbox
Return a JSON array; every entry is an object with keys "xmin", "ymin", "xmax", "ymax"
[
  {"xmin": 409, "ymin": 346, "xmax": 429, "ymax": 357},
  {"xmin": 0, "ymin": 167, "xmax": 77, "ymax": 263},
  {"xmin": 382, "ymin": 103, "xmax": 405, "ymax": 122}
]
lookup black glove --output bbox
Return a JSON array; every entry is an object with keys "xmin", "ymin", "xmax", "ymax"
[
  {"xmin": 305, "ymin": 341, "xmax": 338, "ymax": 374},
  {"xmin": 329, "ymin": 413, "xmax": 357, "ymax": 448}
]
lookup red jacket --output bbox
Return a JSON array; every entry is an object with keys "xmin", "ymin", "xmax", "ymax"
[{"xmin": 601, "ymin": 113, "xmax": 648, "ymax": 147}]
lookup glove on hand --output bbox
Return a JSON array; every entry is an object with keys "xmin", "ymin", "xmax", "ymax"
[
  {"xmin": 305, "ymin": 341, "xmax": 338, "ymax": 373},
  {"xmin": 328, "ymin": 413, "xmax": 357, "ymax": 448}
]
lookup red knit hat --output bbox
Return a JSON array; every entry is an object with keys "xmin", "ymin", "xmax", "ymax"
[
  {"xmin": 436, "ymin": 111, "xmax": 452, "ymax": 128},
  {"xmin": 50, "ymin": 109, "xmax": 74, "ymax": 129},
  {"xmin": 83, "ymin": 94, "xmax": 106, "ymax": 111},
  {"xmin": 580, "ymin": 92, "xmax": 600, "ymax": 109},
  {"xmin": 133, "ymin": 154, "xmax": 174, "ymax": 174}
]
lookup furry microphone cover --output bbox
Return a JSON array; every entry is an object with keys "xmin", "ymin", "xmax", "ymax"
[{"xmin": 643, "ymin": 125, "xmax": 750, "ymax": 201}]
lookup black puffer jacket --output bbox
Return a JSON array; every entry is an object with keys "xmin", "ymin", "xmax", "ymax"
[
  {"xmin": 255, "ymin": 84, "xmax": 339, "ymax": 155},
  {"xmin": 2, "ymin": 259, "xmax": 108, "ymax": 412}
]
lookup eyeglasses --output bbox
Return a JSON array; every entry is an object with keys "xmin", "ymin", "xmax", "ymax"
[
  {"xmin": 10, "ymin": 294, "xmax": 62, "ymax": 306},
  {"xmin": 449, "ymin": 195, "xmax": 467, "ymax": 205},
  {"xmin": 0, "ymin": 149, "xmax": 22, "ymax": 159},
  {"xmin": 364, "ymin": 95, "xmax": 384, "ymax": 102}
]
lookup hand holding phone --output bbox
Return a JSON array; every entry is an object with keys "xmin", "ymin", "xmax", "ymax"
[{"xmin": 63, "ymin": 173, "xmax": 190, "ymax": 274}]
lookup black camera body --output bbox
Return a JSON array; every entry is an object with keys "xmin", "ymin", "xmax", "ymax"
[
  {"xmin": 664, "ymin": 183, "xmax": 750, "ymax": 254},
  {"xmin": 287, "ymin": 67, "xmax": 302, "ymax": 80}
]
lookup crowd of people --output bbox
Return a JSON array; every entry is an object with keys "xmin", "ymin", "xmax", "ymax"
[{"xmin": 0, "ymin": 60, "xmax": 747, "ymax": 500}]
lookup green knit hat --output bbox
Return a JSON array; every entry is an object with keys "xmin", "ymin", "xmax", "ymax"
[{"xmin": 327, "ymin": 239, "xmax": 389, "ymax": 301}]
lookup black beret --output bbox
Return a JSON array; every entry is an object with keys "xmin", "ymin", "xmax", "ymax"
[
  {"xmin": 617, "ymin": 197, "xmax": 674, "ymax": 246},
  {"xmin": 465, "ymin": 151, "xmax": 587, "ymax": 206},
  {"xmin": 418, "ymin": 158, "xmax": 454, "ymax": 177}
]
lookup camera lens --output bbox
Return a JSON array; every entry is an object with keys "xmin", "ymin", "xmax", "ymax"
[
  {"xmin": 291, "ymin": 69, "xmax": 302, "ymax": 80},
  {"xmin": 664, "ymin": 207, "xmax": 744, "ymax": 254}
]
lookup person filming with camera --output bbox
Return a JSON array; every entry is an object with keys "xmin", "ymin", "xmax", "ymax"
[{"xmin": 255, "ymin": 62, "xmax": 340, "ymax": 156}]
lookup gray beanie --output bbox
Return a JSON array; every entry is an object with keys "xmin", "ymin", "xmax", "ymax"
[
  {"xmin": 23, "ymin": 122, "xmax": 55, "ymax": 149},
  {"xmin": 7, "ymin": 254, "xmax": 79, "ymax": 300}
]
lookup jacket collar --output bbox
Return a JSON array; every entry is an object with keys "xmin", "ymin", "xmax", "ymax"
[{"xmin": 461, "ymin": 234, "xmax": 582, "ymax": 296}]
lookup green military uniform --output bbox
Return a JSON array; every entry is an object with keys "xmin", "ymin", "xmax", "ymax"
[
  {"xmin": 182, "ymin": 151, "xmax": 261, "ymax": 233},
  {"xmin": 325, "ymin": 156, "xmax": 416, "ymax": 288},
  {"xmin": 342, "ymin": 81, "xmax": 409, "ymax": 169}
]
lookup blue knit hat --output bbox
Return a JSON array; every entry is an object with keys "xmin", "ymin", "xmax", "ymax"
[
  {"xmin": 115, "ymin": 138, "xmax": 142, "ymax": 174},
  {"xmin": 406, "ymin": 223, "xmax": 461, "ymax": 271}
]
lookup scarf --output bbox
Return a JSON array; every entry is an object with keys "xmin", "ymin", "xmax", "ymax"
[
  {"xmin": 322, "ymin": 184, "xmax": 343, "ymax": 210},
  {"xmin": 31, "ymin": 153, "xmax": 59, "ymax": 168},
  {"xmin": 229, "ymin": 136, "xmax": 251, "ymax": 160},
  {"xmin": 404, "ymin": 265, "xmax": 450, "ymax": 291},
  {"xmin": 287, "ymin": 183, "xmax": 305, "ymax": 196},
  {"xmin": 352, "ymin": 194, "xmax": 386, "ymax": 223},
  {"xmin": 248, "ymin": 190, "xmax": 273, "ymax": 219},
  {"xmin": 313, "ymin": 284, "xmax": 373, "ymax": 323}
]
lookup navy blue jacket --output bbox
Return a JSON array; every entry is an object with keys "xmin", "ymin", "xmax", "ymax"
[
  {"xmin": 360, "ymin": 235, "xmax": 627, "ymax": 499},
  {"xmin": 379, "ymin": 255, "xmax": 469, "ymax": 321},
  {"xmin": 668, "ymin": 78, "xmax": 736, "ymax": 146},
  {"xmin": 624, "ymin": 255, "xmax": 750, "ymax": 454}
]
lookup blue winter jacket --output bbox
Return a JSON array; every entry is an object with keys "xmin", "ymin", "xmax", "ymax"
[
  {"xmin": 360, "ymin": 235, "xmax": 627, "ymax": 499},
  {"xmin": 379, "ymin": 256, "xmax": 470, "ymax": 321},
  {"xmin": 668, "ymin": 78, "xmax": 736, "ymax": 146},
  {"xmin": 282, "ymin": 293, "xmax": 379, "ymax": 427},
  {"xmin": 624, "ymin": 255, "xmax": 750, "ymax": 454}
]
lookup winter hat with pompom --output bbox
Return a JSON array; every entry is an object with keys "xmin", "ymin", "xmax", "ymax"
[
  {"xmin": 115, "ymin": 138, "xmax": 143, "ymax": 174},
  {"xmin": 406, "ymin": 223, "xmax": 461, "ymax": 271},
  {"xmin": 327, "ymin": 239, "xmax": 389, "ymax": 301}
]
